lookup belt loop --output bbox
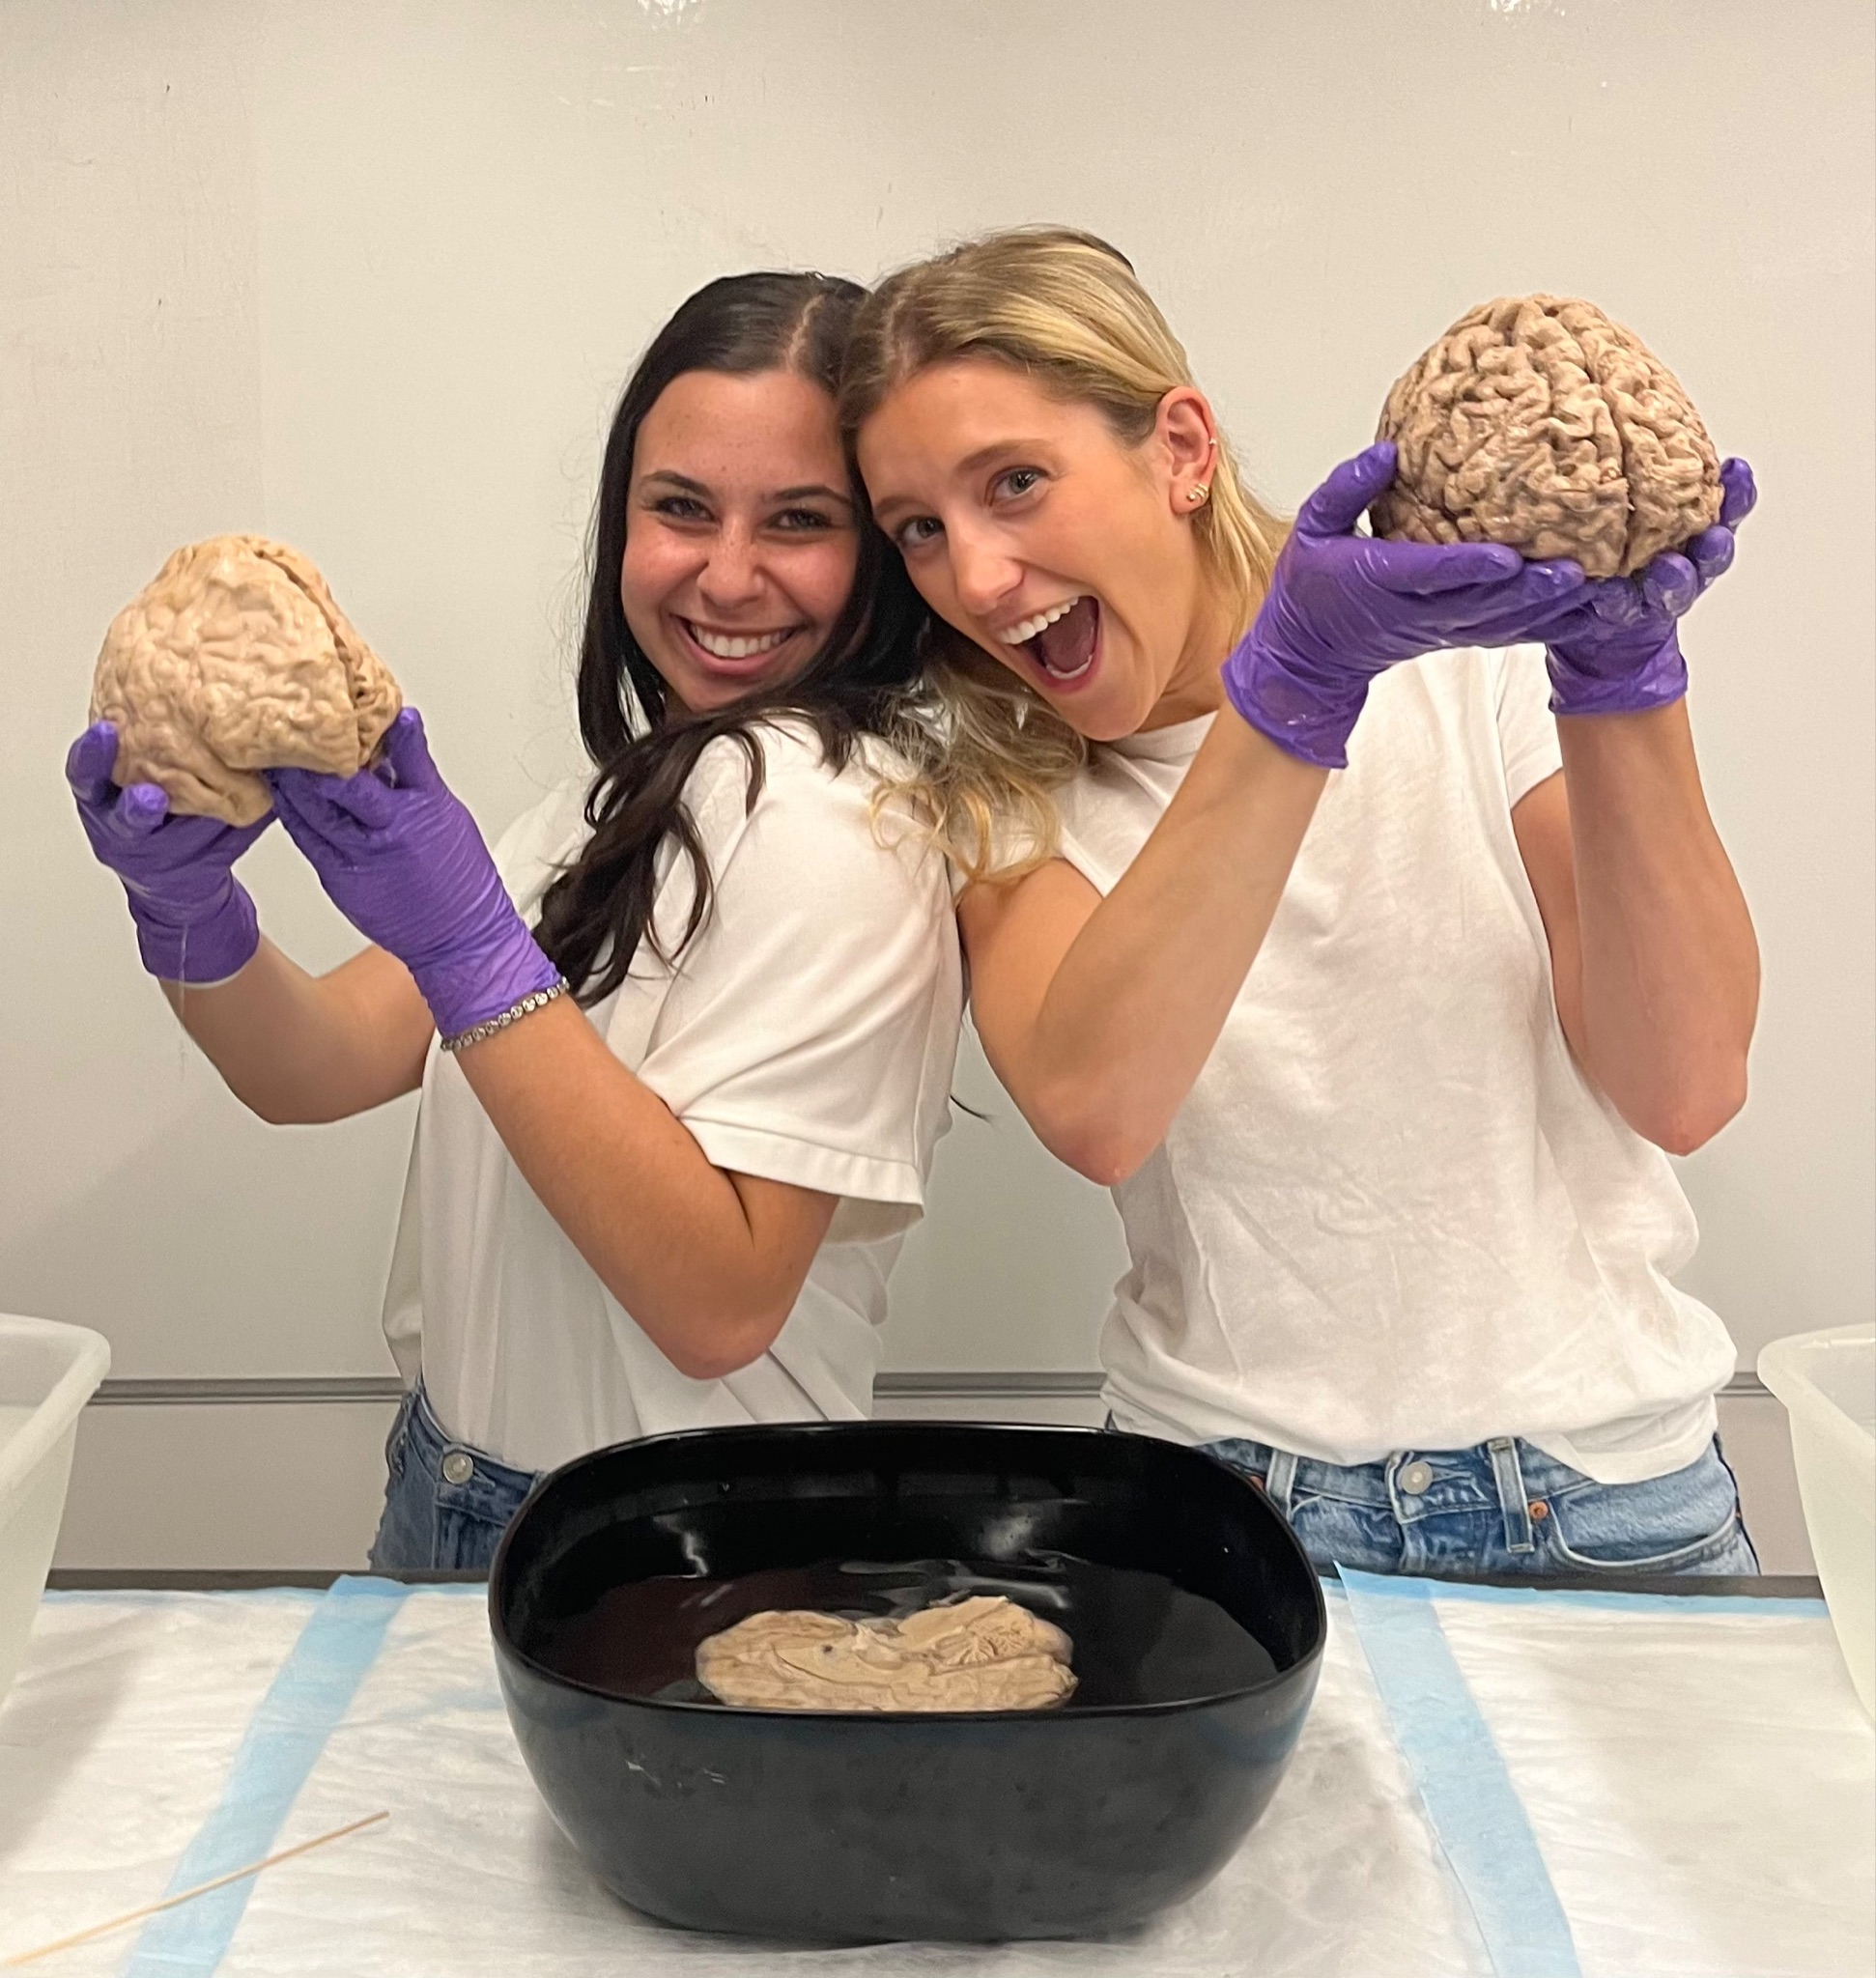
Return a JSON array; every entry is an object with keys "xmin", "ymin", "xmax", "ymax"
[
  {"xmin": 1265, "ymin": 1448, "xmax": 1299, "ymax": 1517},
  {"xmin": 1489, "ymin": 1437, "xmax": 1534, "ymax": 1554},
  {"xmin": 384, "ymin": 1384, "xmax": 417, "ymax": 1472}
]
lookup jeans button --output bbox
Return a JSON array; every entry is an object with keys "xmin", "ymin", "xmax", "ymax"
[
  {"xmin": 1399, "ymin": 1459, "xmax": 1434, "ymax": 1496},
  {"xmin": 441, "ymin": 1451, "xmax": 475, "ymax": 1485}
]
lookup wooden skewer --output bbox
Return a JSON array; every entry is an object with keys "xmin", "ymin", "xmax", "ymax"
[{"xmin": 3, "ymin": 1810, "xmax": 390, "ymax": 1968}]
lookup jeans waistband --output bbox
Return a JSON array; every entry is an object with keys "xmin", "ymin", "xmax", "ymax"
[
  {"xmin": 1238, "ymin": 1437, "xmax": 1546, "ymax": 1557},
  {"xmin": 394, "ymin": 1380, "xmax": 538, "ymax": 1514}
]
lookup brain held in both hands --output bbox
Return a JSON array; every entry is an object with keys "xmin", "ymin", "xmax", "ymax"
[
  {"xmin": 1372, "ymin": 296, "xmax": 1722, "ymax": 580},
  {"xmin": 89, "ymin": 536, "xmax": 404, "ymax": 826}
]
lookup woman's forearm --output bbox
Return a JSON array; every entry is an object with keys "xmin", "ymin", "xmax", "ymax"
[
  {"xmin": 451, "ymin": 997, "xmax": 835, "ymax": 1378},
  {"xmin": 969, "ymin": 715, "xmax": 1326, "ymax": 1184},
  {"xmin": 1556, "ymin": 702, "xmax": 1759, "ymax": 1152},
  {"xmin": 160, "ymin": 940, "xmax": 433, "ymax": 1123}
]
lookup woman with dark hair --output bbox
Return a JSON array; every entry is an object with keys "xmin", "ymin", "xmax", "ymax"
[{"xmin": 67, "ymin": 272, "xmax": 963, "ymax": 1569}]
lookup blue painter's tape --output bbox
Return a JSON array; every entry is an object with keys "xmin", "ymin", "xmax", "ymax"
[
  {"xmin": 1341, "ymin": 1568, "xmax": 1582, "ymax": 1978},
  {"xmin": 123, "ymin": 1574, "xmax": 409, "ymax": 1976}
]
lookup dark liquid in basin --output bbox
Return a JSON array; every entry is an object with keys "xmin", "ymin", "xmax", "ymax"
[{"xmin": 528, "ymin": 1555, "xmax": 1277, "ymax": 1708}]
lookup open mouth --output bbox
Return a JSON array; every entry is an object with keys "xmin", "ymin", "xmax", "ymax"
[
  {"xmin": 676, "ymin": 618, "xmax": 802, "ymax": 669},
  {"xmin": 1001, "ymin": 595, "xmax": 1100, "ymax": 686}
]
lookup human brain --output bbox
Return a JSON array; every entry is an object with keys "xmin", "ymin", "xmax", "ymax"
[
  {"xmin": 1371, "ymin": 295, "xmax": 1721, "ymax": 580},
  {"xmin": 89, "ymin": 535, "xmax": 403, "ymax": 826},
  {"xmin": 696, "ymin": 1596, "xmax": 1078, "ymax": 1712}
]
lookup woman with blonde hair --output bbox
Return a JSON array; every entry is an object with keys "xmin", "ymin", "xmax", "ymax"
[{"xmin": 843, "ymin": 227, "xmax": 1761, "ymax": 1578}]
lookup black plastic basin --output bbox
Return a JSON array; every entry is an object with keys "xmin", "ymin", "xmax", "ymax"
[{"xmin": 489, "ymin": 1422, "xmax": 1325, "ymax": 1942}]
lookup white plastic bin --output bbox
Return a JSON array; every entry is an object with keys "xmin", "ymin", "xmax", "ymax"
[
  {"xmin": 0, "ymin": 1314, "xmax": 111, "ymax": 1714},
  {"xmin": 1758, "ymin": 1324, "xmax": 1875, "ymax": 1719}
]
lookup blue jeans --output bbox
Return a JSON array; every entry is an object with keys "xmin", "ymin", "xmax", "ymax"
[
  {"xmin": 368, "ymin": 1381, "xmax": 541, "ymax": 1573},
  {"xmin": 1199, "ymin": 1432, "xmax": 1759, "ymax": 1579}
]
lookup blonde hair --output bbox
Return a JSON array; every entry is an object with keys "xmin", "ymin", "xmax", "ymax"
[{"xmin": 841, "ymin": 226, "xmax": 1286, "ymax": 882}]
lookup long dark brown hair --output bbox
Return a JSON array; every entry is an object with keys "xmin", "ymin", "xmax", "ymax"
[{"xmin": 535, "ymin": 272, "xmax": 926, "ymax": 1004}]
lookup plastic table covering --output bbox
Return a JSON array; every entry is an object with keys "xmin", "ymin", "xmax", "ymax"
[{"xmin": 0, "ymin": 1572, "xmax": 1868, "ymax": 1978}]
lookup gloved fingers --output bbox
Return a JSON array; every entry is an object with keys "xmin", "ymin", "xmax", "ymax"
[
  {"xmin": 271, "ymin": 761, "xmax": 400, "ymax": 830},
  {"xmin": 318, "ymin": 765, "xmax": 403, "ymax": 829},
  {"xmin": 1358, "ymin": 537, "xmax": 1530, "ymax": 596},
  {"xmin": 1416, "ymin": 562, "xmax": 1589, "ymax": 634},
  {"xmin": 1719, "ymin": 458, "xmax": 1757, "ymax": 530},
  {"xmin": 1447, "ymin": 594, "xmax": 1603, "ymax": 648},
  {"xmin": 1431, "ymin": 560, "xmax": 1599, "ymax": 638},
  {"xmin": 1584, "ymin": 553, "xmax": 1698, "ymax": 630},
  {"xmin": 1581, "ymin": 576, "xmax": 1655, "ymax": 631},
  {"xmin": 1640, "ymin": 551, "xmax": 1701, "ymax": 620},
  {"xmin": 1685, "ymin": 524, "xmax": 1736, "ymax": 591},
  {"xmin": 107, "ymin": 782, "xmax": 173, "ymax": 841},
  {"xmin": 266, "ymin": 768, "xmax": 382, "ymax": 851},
  {"xmin": 65, "ymin": 721, "xmax": 122, "ymax": 807},
  {"xmin": 1293, "ymin": 443, "xmax": 1398, "ymax": 538},
  {"xmin": 375, "ymin": 707, "xmax": 443, "ymax": 793},
  {"xmin": 121, "ymin": 803, "xmax": 273, "ymax": 867}
]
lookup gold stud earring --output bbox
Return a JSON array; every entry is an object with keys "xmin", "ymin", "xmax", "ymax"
[{"xmin": 1187, "ymin": 485, "xmax": 1210, "ymax": 504}]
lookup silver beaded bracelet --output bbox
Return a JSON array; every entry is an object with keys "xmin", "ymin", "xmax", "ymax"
[{"xmin": 439, "ymin": 976, "xmax": 571, "ymax": 1054}]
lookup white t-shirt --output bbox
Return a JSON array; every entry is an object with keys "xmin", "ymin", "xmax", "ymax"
[
  {"xmin": 380, "ymin": 721, "xmax": 964, "ymax": 1475},
  {"xmin": 1052, "ymin": 644, "xmax": 1736, "ymax": 1485}
]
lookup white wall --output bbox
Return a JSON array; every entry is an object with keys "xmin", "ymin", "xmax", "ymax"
[{"xmin": 3, "ymin": 0, "xmax": 1869, "ymax": 1566}]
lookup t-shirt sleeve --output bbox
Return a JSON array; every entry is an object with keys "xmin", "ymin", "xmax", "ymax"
[
  {"xmin": 626, "ymin": 732, "xmax": 962, "ymax": 1242},
  {"xmin": 1053, "ymin": 820, "xmax": 1119, "ymax": 898},
  {"xmin": 1051, "ymin": 755, "xmax": 1138, "ymax": 898},
  {"xmin": 1494, "ymin": 642, "xmax": 1564, "ymax": 808}
]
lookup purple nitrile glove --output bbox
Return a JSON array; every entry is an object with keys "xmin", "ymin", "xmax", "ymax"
[
  {"xmin": 1222, "ymin": 441, "xmax": 1591, "ymax": 768},
  {"xmin": 1543, "ymin": 458, "xmax": 1756, "ymax": 718},
  {"xmin": 66, "ymin": 721, "xmax": 270, "ymax": 983},
  {"xmin": 265, "ymin": 707, "xmax": 560, "ymax": 1039}
]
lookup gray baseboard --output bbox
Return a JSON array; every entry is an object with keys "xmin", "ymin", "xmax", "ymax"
[
  {"xmin": 87, "ymin": 1369, "xmax": 1773, "ymax": 1406},
  {"xmin": 60, "ymin": 1370, "xmax": 1805, "ymax": 1574}
]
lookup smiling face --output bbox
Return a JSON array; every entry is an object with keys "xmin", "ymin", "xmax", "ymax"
[
  {"xmin": 857, "ymin": 356, "xmax": 1230, "ymax": 738},
  {"xmin": 621, "ymin": 368, "xmax": 861, "ymax": 716}
]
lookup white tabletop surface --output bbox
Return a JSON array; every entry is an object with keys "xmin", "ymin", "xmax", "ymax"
[{"xmin": 1, "ymin": 1577, "xmax": 1869, "ymax": 1977}]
